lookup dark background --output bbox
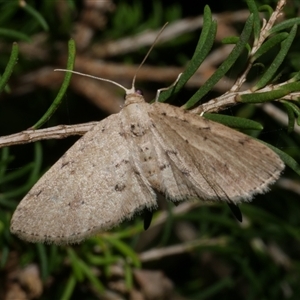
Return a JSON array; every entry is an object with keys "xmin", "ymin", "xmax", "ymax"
[{"xmin": 1, "ymin": 0, "xmax": 300, "ymax": 299}]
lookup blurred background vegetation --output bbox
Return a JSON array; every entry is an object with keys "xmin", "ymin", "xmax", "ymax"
[{"xmin": 1, "ymin": 0, "xmax": 300, "ymax": 299}]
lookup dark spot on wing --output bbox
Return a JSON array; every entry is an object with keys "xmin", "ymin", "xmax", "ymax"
[
  {"xmin": 35, "ymin": 190, "xmax": 43, "ymax": 197},
  {"xmin": 160, "ymin": 164, "xmax": 169, "ymax": 170},
  {"xmin": 166, "ymin": 150, "xmax": 178, "ymax": 156},
  {"xmin": 144, "ymin": 156, "xmax": 152, "ymax": 162},
  {"xmin": 239, "ymin": 137, "xmax": 250, "ymax": 145},
  {"xmin": 61, "ymin": 161, "xmax": 69, "ymax": 168},
  {"xmin": 181, "ymin": 169, "xmax": 190, "ymax": 176},
  {"xmin": 115, "ymin": 159, "xmax": 129, "ymax": 168},
  {"xmin": 68, "ymin": 199, "xmax": 85, "ymax": 209},
  {"xmin": 61, "ymin": 160, "xmax": 75, "ymax": 169},
  {"xmin": 115, "ymin": 183, "xmax": 126, "ymax": 192},
  {"xmin": 201, "ymin": 126, "xmax": 211, "ymax": 130},
  {"xmin": 130, "ymin": 123, "xmax": 145, "ymax": 136}
]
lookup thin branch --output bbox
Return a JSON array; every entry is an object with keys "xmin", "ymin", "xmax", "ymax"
[
  {"xmin": 90, "ymin": 10, "xmax": 250, "ymax": 58},
  {"xmin": 231, "ymin": 0, "xmax": 287, "ymax": 91},
  {"xmin": 261, "ymin": 102, "xmax": 300, "ymax": 134},
  {"xmin": 0, "ymin": 122, "xmax": 97, "ymax": 148},
  {"xmin": 277, "ymin": 177, "xmax": 300, "ymax": 195},
  {"xmin": 139, "ymin": 237, "xmax": 227, "ymax": 262}
]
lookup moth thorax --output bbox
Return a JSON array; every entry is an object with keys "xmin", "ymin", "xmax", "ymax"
[{"xmin": 124, "ymin": 92, "xmax": 145, "ymax": 106}]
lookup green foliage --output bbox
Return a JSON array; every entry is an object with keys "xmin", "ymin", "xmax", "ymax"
[
  {"xmin": 109, "ymin": 0, "xmax": 182, "ymax": 36},
  {"xmin": 203, "ymin": 114, "xmax": 264, "ymax": 130},
  {"xmin": 0, "ymin": 42, "xmax": 18, "ymax": 93},
  {"xmin": 1, "ymin": 1, "xmax": 300, "ymax": 299},
  {"xmin": 33, "ymin": 39, "xmax": 76, "ymax": 129},
  {"xmin": 157, "ymin": 5, "xmax": 217, "ymax": 103}
]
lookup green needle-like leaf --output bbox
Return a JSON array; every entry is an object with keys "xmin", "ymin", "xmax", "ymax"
[
  {"xmin": 105, "ymin": 237, "xmax": 141, "ymax": 268},
  {"xmin": 246, "ymin": 0, "xmax": 261, "ymax": 41},
  {"xmin": 204, "ymin": 114, "xmax": 263, "ymax": 130},
  {"xmin": 241, "ymin": 81, "xmax": 300, "ymax": 103},
  {"xmin": 269, "ymin": 17, "xmax": 300, "ymax": 34},
  {"xmin": 252, "ymin": 32, "xmax": 289, "ymax": 62},
  {"xmin": 0, "ymin": 28, "xmax": 30, "ymax": 41},
  {"xmin": 0, "ymin": 42, "xmax": 18, "ymax": 94},
  {"xmin": 158, "ymin": 5, "xmax": 217, "ymax": 103},
  {"xmin": 32, "ymin": 39, "xmax": 76, "ymax": 129},
  {"xmin": 254, "ymin": 25, "xmax": 297, "ymax": 90},
  {"xmin": 282, "ymin": 102, "xmax": 296, "ymax": 133},
  {"xmin": 20, "ymin": 1, "xmax": 49, "ymax": 31},
  {"xmin": 184, "ymin": 14, "xmax": 254, "ymax": 109}
]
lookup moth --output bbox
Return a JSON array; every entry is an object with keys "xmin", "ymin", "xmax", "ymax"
[
  {"xmin": 10, "ymin": 24, "xmax": 284, "ymax": 243},
  {"xmin": 10, "ymin": 73, "xmax": 284, "ymax": 244}
]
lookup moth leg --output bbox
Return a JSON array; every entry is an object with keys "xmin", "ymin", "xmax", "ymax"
[
  {"xmin": 155, "ymin": 73, "xmax": 183, "ymax": 102},
  {"xmin": 143, "ymin": 210, "xmax": 154, "ymax": 230},
  {"xmin": 227, "ymin": 202, "xmax": 243, "ymax": 222}
]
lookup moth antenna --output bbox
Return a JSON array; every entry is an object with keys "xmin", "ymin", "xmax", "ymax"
[
  {"xmin": 131, "ymin": 22, "xmax": 169, "ymax": 90},
  {"xmin": 55, "ymin": 23, "xmax": 169, "ymax": 95},
  {"xmin": 54, "ymin": 69, "xmax": 133, "ymax": 94}
]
